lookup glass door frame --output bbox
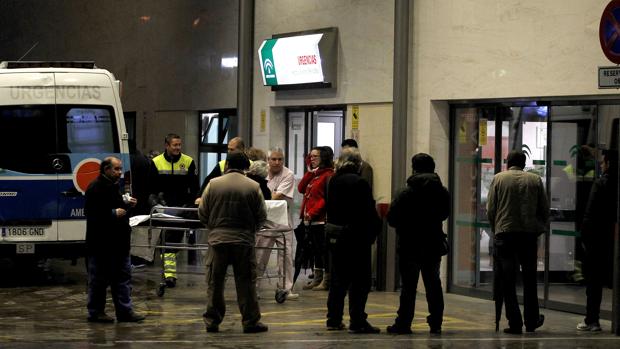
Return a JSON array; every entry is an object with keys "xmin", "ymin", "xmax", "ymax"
[
  {"xmin": 448, "ymin": 99, "xmax": 620, "ymax": 319},
  {"xmin": 284, "ymin": 105, "xmax": 346, "ymax": 169},
  {"xmin": 197, "ymin": 108, "xmax": 236, "ymax": 184}
]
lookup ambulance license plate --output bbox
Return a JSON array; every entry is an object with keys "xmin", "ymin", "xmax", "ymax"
[{"xmin": 16, "ymin": 243, "xmax": 35, "ymax": 254}]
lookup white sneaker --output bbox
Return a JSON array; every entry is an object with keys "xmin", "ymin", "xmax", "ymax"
[
  {"xmin": 576, "ymin": 321, "xmax": 601, "ymax": 331},
  {"xmin": 286, "ymin": 291, "xmax": 299, "ymax": 300}
]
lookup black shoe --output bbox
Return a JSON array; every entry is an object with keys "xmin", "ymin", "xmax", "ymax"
[
  {"xmin": 526, "ymin": 315, "xmax": 544, "ymax": 332},
  {"xmin": 429, "ymin": 327, "xmax": 442, "ymax": 335},
  {"xmin": 349, "ymin": 322, "xmax": 381, "ymax": 334},
  {"xmin": 503, "ymin": 327, "xmax": 523, "ymax": 334},
  {"xmin": 205, "ymin": 324, "xmax": 219, "ymax": 333},
  {"xmin": 165, "ymin": 277, "xmax": 177, "ymax": 288},
  {"xmin": 117, "ymin": 312, "xmax": 145, "ymax": 323},
  {"xmin": 327, "ymin": 322, "xmax": 346, "ymax": 331},
  {"xmin": 243, "ymin": 322, "xmax": 268, "ymax": 333},
  {"xmin": 87, "ymin": 313, "xmax": 115, "ymax": 323},
  {"xmin": 386, "ymin": 324, "xmax": 412, "ymax": 334}
]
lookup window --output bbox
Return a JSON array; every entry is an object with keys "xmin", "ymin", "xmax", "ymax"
[
  {"xmin": 63, "ymin": 106, "xmax": 117, "ymax": 153},
  {"xmin": 0, "ymin": 105, "xmax": 56, "ymax": 174}
]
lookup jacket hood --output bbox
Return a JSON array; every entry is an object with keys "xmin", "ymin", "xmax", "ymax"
[{"xmin": 406, "ymin": 172, "xmax": 443, "ymax": 189}]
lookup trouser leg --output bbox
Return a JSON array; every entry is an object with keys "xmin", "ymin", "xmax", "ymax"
[
  {"xmin": 395, "ymin": 257, "xmax": 421, "ymax": 327},
  {"xmin": 87, "ymin": 255, "xmax": 109, "ymax": 316},
  {"xmin": 496, "ymin": 235, "xmax": 523, "ymax": 329},
  {"xmin": 110, "ymin": 255, "xmax": 134, "ymax": 316},
  {"xmin": 232, "ymin": 245, "xmax": 261, "ymax": 327},
  {"xmin": 421, "ymin": 259, "xmax": 444, "ymax": 329},
  {"xmin": 519, "ymin": 237, "xmax": 540, "ymax": 329},
  {"xmin": 348, "ymin": 244, "xmax": 371, "ymax": 326},
  {"xmin": 326, "ymin": 242, "xmax": 349, "ymax": 326},
  {"xmin": 584, "ymin": 254, "xmax": 604, "ymax": 324},
  {"xmin": 310, "ymin": 225, "xmax": 326, "ymax": 269},
  {"xmin": 276, "ymin": 230, "xmax": 295, "ymax": 291},
  {"xmin": 254, "ymin": 234, "xmax": 276, "ymax": 287},
  {"xmin": 162, "ymin": 229, "xmax": 183, "ymax": 279},
  {"xmin": 203, "ymin": 246, "xmax": 228, "ymax": 326}
]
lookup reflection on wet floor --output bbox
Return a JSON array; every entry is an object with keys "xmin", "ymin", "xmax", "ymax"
[{"xmin": 0, "ymin": 258, "xmax": 618, "ymax": 348}]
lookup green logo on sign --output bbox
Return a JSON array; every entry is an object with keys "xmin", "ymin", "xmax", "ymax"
[{"xmin": 259, "ymin": 38, "xmax": 278, "ymax": 86}]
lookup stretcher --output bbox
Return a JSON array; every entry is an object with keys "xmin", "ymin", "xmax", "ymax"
[{"xmin": 130, "ymin": 201, "xmax": 291, "ymax": 302}]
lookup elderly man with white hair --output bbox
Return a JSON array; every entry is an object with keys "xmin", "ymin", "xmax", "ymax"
[{"xmin": 254, "ymin": 147, "xmax": 298, "ymax": 300}]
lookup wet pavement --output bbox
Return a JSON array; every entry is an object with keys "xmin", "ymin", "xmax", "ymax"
[{"xmin": 0, "ymin": 257, "xmax": 618, "ymax": 348}]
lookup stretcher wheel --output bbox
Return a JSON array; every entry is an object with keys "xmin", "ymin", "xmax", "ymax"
[
  {"xmin": 157, "ymin": 283, "xmax": 166, "ymax": 297},
  {"xmin": 275, "ymin": 289, "xmax": 287, "ymax": 304}
]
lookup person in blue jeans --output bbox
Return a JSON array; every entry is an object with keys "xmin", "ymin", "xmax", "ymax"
[{"xmin": 85, "ymin": 156, "xmax": 145, "ymax": 323}]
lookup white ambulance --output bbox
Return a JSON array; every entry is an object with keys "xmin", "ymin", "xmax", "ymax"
[{"xmin": 0, "ymin": 61, "xmax": 130, "ymax": 258}]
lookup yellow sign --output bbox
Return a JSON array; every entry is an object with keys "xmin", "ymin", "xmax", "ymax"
[
  {"xmin": 260, "ymin": 110, "xmax": 266, "ymax": 132},
  {"xmin": 459, "ymin": 122, "xmax": 467, "ymax": 144},
  {"xmin": 479, "ymin": 118, "xmax": 487, "ymax": 146},
  {"xmin": 352, "ymin": 105, "xmax": 359, "ymax": 130}
]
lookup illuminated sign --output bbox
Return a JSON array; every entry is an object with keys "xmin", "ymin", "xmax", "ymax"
[{"xmin": 258, "ymin": 28, "xmax": 338, "ymax": 90}]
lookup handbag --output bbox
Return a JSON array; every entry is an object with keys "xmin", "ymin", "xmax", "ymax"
[{"xmin": 325, "ymin": 223, "xmax": 346, "ymax": 245}]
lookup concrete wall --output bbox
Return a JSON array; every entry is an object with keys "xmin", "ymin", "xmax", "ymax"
[
  {"xmin": 344, "ymin": 103, "xmax": 393, "ymax": 203},
  {"xmin": 0, "ymin": 0, "xmax": 239, "ymax": 156},
  {"xmin": 253, "ymin": 0, "xmax": 394, "ymax": 202},
  {"xmin": 413, "ymin": 0, "xmax": 619, "ymax": 182}
]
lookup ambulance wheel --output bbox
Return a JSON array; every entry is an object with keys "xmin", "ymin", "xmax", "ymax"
[
  {"xmin": 275, "ymin": 289, "xmax": 287, "ymax": 304},
  {"xmin": 157, "ymin": 284, "xmax": 166, "ymax": 297}
]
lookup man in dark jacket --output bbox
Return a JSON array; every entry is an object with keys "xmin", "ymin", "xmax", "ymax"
[
  {"xmin": 386, "ymin": 153, "xmax": 449, "ymax": 335},
  {"xmin": 85, "ymin": 156, "xmax": 145, "ymax": 323},
  {"xmin": 325, "ymin": 147, "xmax": 382, "ymax": 333},
  {"xmin": 577, "ymin": 149, "xmax": 618, "ymax": 331}
]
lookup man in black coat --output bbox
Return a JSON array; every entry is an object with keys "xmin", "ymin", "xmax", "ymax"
[
  {"xmin": 325, "ymin": 148, "xmax": 382, "ymax": 334},
  {"xmin": 85, "ymin": 156, "xmax": 145, "ymax": 323},
  {"xmin": 577, "ymin": 149, "xmax": 618, "ymax": 331},
  {"xmin": 386, "ymin": 153, "xmax": 450, "ymax": 335}
]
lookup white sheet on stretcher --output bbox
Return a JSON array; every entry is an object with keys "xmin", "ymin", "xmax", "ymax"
[{"xmin": 130, "ymin": 200, "xmax": 290, "ymax": 261}]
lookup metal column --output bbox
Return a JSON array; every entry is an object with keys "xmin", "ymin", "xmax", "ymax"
[
  {"xmin": 385, "ymin": 0, "xmax": 411, "ymax": 292},
  {"xmin": 237, "ymin": 0, "xmax": 254, "ymax": 143},
  {"xmin": 613, "ymin": 119, "xmax": 620, "ymax": 334}
]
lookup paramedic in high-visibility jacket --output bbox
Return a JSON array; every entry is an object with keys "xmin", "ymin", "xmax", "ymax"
[{"xmin": 148, "ymin": 133, "xmax": 199, "ymax": 288}]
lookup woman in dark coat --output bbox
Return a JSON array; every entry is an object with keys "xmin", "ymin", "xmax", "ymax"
[{"xmin": 324, "ymin": 147, "xmax": 381, "ymax": 333}]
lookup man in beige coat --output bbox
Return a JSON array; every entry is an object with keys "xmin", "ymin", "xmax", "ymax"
[
  {"xmin": 487, "ymin": 150, "xmax": 549, "ymax": 334},
  {"xmin": 198, "ymin": 151, "xmax": 268, "ymax": 334}
]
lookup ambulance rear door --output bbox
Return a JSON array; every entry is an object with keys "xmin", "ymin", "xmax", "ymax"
[
  {"xmin": 54, "ymin": 72, "xmax": 124, "ymax": 241},
  {"xmin": 0, "ymin": 72, "xmax": 60, "ymax": 250}
]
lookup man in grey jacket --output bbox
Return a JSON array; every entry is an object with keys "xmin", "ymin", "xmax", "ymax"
[
  {"xmin": 487, "ymin": 150, "xmax": 549, "ymax": 334},
  {"xmin": 198, "ymin": 151, "xmax": 268, "ymax": 334}
]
